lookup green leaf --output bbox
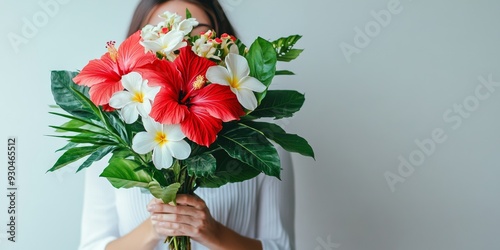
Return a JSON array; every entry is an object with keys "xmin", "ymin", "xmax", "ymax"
[
  {"xmin": 56, "ymin": 142, "xmax": 78, "ymax": 152},
  {"xmin": 242, "ymin": 121, "xmax": 315, "ymax": 158},
  {"xmin": 217, "ymin": 124, "xmax": 281, "ymax": 178},
  {"xmin": 186, "ymin": 8, "xmax": 192, "ymax": 19},
  {"xmin": 50, "ymin": 125, "xmax": 111, "ymax": 137},
  {"xmin": 54, "ymin": 119, "xmax": 87, "ymax": 132},
  {"xmin": 272, "ymin": 35, "xmax": 303, "ymax": 62},
  {"xmin": 48, "ymin": 145, "xmax": 101, "ymax": 172},
  {"xmin": 250, "ymin": 90, "xmax": 304, "ymax": 119},
  {"xmin": 49, "ymin": 134, "xmax": 117, "ymax": 145},
  {"xmin": 246, "ymin": 37, "xmax": 277, "ymax": 103},
  {"xmin": 49, "ymin": 112, "xmax": 106, "ymax": 130},
  {"xmin": 275, "ymin": 70, "xmax": 295, "ymax": 76},
  {"xmin": 77, "ymin": 145, "xmax": 116, "ymax": 172},
  {"xmin": 197, "ymin": 151, "xmax": 261, "ymax": 188},
  {"xmin": 51, "ymin": 70, "xmax": 97, "ymax": 119},
  {"xmin": 234, "ymin": 39, "xmax": 248, "ymax": 56},
  {"xmin": 148, "ymin": 180, "xmax": 181, "ymax": 204},
  {"xmin": 109, "ymin": 147, "xmax": 134, "ymax": 161},
  {"xmin": 185, "ymin": 154, "xmax": 217, "ymax": 178},
  {"xmin": 103, "ymin": 111, "xmax": 130, "ymax": 143},
  {"xmin": 100, "ymin": 158, "xmax": 152, "ymax": 189}
]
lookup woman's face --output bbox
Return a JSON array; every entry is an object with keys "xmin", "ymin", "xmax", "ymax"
[{"xmin": 146, "ymin": 1, "xmax": 212, "ymax": 34}]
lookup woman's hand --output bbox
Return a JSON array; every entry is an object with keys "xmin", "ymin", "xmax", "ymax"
[{"xmin": 147, "ymin": 195, "xmax": 222, "ymax": 247}]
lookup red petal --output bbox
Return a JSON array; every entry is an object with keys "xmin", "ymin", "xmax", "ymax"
[
  {"xmin": 181, "ymin": 106, "xmax": 223, "ymax": 147},
  {"xmin": 192, "ymin": 84, "xmax": 245, "ymax": 122},
  {"xmin": 139, "ymin": 59, "xmax": 180, "ymax": 88},
  {"xmin": 118, "ymin": 31, "xmax": 157, "ymax": 74},
  {"xmin": 150, "ymin": 89, "xmax": 189, "ymax": 125},
  {"xmin": 88, "ymin": 80, "xmax": 123, "ymax": 106},
  {"xmin": 73, "ymin": 54, "xmax": 121, "ymax": 87},
  {"xmin": 175, "ymin": 47, "xmax": 216, "ymax": 90}
]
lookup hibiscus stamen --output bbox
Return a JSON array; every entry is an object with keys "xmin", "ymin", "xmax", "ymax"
[
  {"xmin": 106, "ymin": 41, "xmax": 118, "ymax": 62},
  {"xmin": 193, "ymin": 75, "xmax": 206, "ymax": 90}
]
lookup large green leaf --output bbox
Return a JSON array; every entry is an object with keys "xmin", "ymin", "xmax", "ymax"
[
  {"xmin": 185, "ymin": 154, "xmax": 217, "ymax": 178},
  {"xmin": 149, "ymin": 180, "xmax": 181, "ymax": 204},
  {"xmin": 245, "ymin": 37, "xmax": 277, "ymax": 103},
  {"xmin": 100, "ymin": 158, "xmax": 152, "ymax": 189},
  {"xmin": 217, "ymin": 124, "xmax": 281, "ymax": 178},
  {"xmin": 272, "ymin": 35, "xmax": 303, "ymax": 62},
  {"xmin": 241, "ymin": 121, "xmax": 315, "ymax": 158},
  {"xmin": 249, "ymin": 90, "xmax": 305, "ymax": 119},
  {"xmin": 51, "ymin": 70, "xmax": 96, "ymax": 119},
  {"xmin": 77, "ymin": 145, "xmax": 116, "ymax": 172},
  {"xmin": 197, "ymin": 151, "xmax": 261, "ymax": 188},
  {"xmin": 48, "ymin": 145, "xmax": 101, "ymax": 172}
]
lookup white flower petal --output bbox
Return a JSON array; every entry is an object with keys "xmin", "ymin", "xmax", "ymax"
[
  {"xmin": 206, "ymin": 66, "xmax": 231, "ymax": 86},
  {"xmin": 162, "ymin": 124, "xmax": 185, "ymax": 141},
  {"xmin": 109, "ymin": 91, "xmax": 133, "ymax": 109},
  {"xmin": 175, "ymin": 18, "xmax": 199, "ymax": 35},
  {"xmin": 239, "ymin": 76, "xmax": 266, "ymax": 93},
  {"xmin": 229, "ymin": 44, "xmax": 239, "ymax": 54},
  {"xmin": 121, "ymin": 72, "xmax": 143, "ymax": 92},
  {"xmin": 132, "ymin": 132, "xmax": 157, "ymax": 154},
  {"xmin": 226, "ymin": 53, "xmax": 250, "ymax": 81},
  {"xmin": 121, "ymin": 104, "xmax": 139, "ymax": 124},
  {"xmin": 235, "ymin": 88, "xmax": 258, "ymax": 110},
  {"xmin": 152, "ymin": 145, "xmax": 173, "ymax": 169},
  {"xmin": 137, "ymin": 100, "xmax": 151, "ymax": 118},
  {"xmin": 143, "ymin": 85, "xmax": 161, "ymax": 100},
  {"xmin": 142, "ymin": 116, "xmax": 162, "ymax": 134},
  {"xmin": 167, "ymin": 140, "xmax": 191, "ymax": 160},
  {"xmin": 140, "ymin": 39, "xmax": 163, "ymax": 53}
]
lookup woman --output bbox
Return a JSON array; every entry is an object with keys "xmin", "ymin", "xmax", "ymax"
[{"xmin": 78, "ymin": 1, "xmax": 295, "ymax": 249}]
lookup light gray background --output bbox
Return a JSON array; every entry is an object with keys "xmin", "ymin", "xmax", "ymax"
[{"xmin": 1, "ymin": 0, "xmax": 500, "ymax": 249}]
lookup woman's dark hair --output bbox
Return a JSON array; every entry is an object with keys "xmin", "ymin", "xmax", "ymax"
[{"xmin": 127, "ymin": 0, "xmax": 235, "ymax": 37}]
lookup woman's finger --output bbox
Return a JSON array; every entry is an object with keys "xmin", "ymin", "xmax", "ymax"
[{"xmin": 175, "ymin": 194, "xmax": 206, "ymax": 209}]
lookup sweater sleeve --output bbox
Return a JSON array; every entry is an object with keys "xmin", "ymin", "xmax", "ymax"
[
  {"xmin": 257, "ymin": 149, "xmax": 295, "ymax": 250},
  {"xmin": 78, "ymin": 162, "xmax": 120, "ymax": 250}
]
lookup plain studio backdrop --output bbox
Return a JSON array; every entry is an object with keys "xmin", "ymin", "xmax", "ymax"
[{"xmin": 1, "ymin": 0, "xmax": 500, "ymax": 249}]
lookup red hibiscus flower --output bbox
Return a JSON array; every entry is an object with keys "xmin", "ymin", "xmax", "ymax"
[
  {"xmin": 73, "ymin": 31, "xmax": 157, "ymax": 107},
  {"xmin": 143, "ymin": 47, "xmax": 244, "ymax": 147}
]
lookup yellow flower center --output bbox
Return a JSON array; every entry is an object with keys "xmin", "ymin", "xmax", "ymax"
[
  {"xmin": 155, "ymin": 131, "xmax": 168, "ymax": 146},
  {"xmin": 193, "ymin": 75, "xmax": 206, "ymax": 90},
  {"xmin": 228, "ymin": 76, "xmax": 240, "ymax": 89},
  {"xmin": 132, "ymin": 91, "xmax": 144, "ymax": 103}
]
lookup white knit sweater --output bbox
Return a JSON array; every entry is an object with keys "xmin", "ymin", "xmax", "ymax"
[{"xmin": 78, "ymin": 150, "xmax": 295, "ymax": 250}]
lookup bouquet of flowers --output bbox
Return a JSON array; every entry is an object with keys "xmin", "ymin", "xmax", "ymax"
[{"xmin": 48, "ymin": 10, "xmax": 314, "ymax": 250}]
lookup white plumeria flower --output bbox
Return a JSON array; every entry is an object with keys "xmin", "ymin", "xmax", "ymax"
[
  {"xmin": 132, "ymin": 117, "xmax": 191, "ymax": 170},
  {"xmin": 109, "ymin": 72, "xmax": 161, "ymax": 124},
  {"xmin": 192, "ymin": 37, "xmax": 219, "ymax": 60},
  {"xmin": 206, "ymin": 53, "xmax": 266, "ymax": 110},
  {"xmin": 158, "ymin": 11, "xmax": 182, "ymax": 27},
  {"xmin": 141, "ymin": 24, "xmax": 160, "ymax": 41},
  {"xmin": 140, "ymin": 30, "xmax": 186, "ymax": 61},
  {"xmin": 174, "ymin": 18, "xmax": 199, "ymax": 35}
]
